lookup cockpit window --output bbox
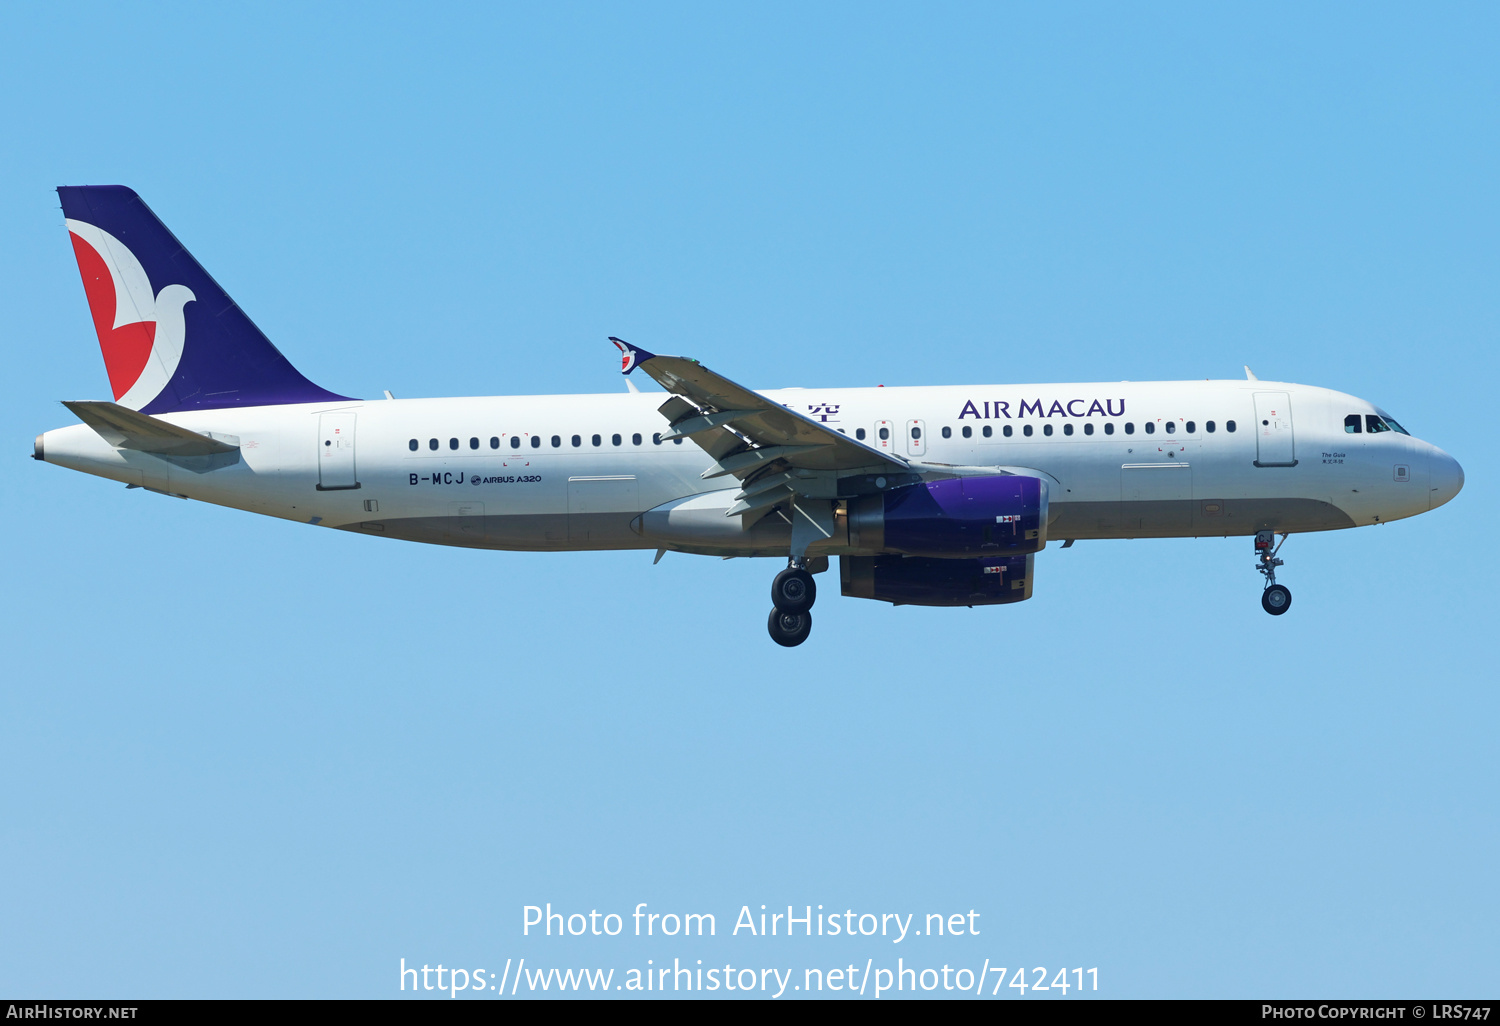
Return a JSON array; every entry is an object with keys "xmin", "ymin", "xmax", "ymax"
[
  {"xmin": 1383, "ymin": 417, "xmax": 1410, "ymax": 435},
  {"xmin": 1344, "ymin": 414, "xmax": 1362, "ymax": 434},
  {"xmin": 1366, "ymin": 414, "xmax": 1391, "ymax": 434}
]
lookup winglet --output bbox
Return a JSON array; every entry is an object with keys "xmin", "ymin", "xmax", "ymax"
[
  {"xmin": 1244, "ymin": 365, "xmax": 1258, "ymax": 381},
  {"xmin": 610, "ymin": 337, "xmax": 656, "ymax": 375}
]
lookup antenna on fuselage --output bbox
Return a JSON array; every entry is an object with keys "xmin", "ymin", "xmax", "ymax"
[{"xmin": 1244, "ymin": 366, "xmax": 1258, "ymax": 381}]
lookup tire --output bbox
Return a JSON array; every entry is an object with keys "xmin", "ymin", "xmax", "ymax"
[
  {"xmin": 1261, "ymin": 584, "xmax": 1292, "ymax": 615},
  {"xmin": 771, "ymin": 568, "xmax": 816, "ymax": 613},
  {"xmin": 767, "ymin": 608, "xmax": 812, "ymax": 647}
]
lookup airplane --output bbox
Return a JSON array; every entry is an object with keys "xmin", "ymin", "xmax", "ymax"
[{"xmin": 34, "ymin": 186, "xmax": 1465, "ymax": 647}]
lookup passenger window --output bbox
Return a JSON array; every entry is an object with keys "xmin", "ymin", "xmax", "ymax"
[
  {"xmin": 449, "ymin": 438, "xmax": 459, "ymax": 450},
  {"xmin": 1023, "ymin": 425, "xmax": 1034, "ymax": 437},
  {"xmin": 429, "ymin": 438, "xmax": 439, "ymax": 451},
  {"xmin": 1063, "ymin": 424, "xmax": 1073, "ymax": 436},
  {"xmin": 470, "ymin": 437, "xmax": 479, "ymax": 449},
  {"xmin": 571, "ymin": 435, "xmax": 581, "ymax": 447},
  {"xmin": 1185, "ymin": 421, "xmax": 1195, "ymax": 434},
  {"xmin": 1206, "ymin": 421, "xmax": 1215, "ymax": 433},
  {"xmin": 551, "ymin": 435, "xmax": 561, "ymax": 447},
  {"xmin": 1043, "ymin": 424, "xmax": 1053, "ymax": 436},
  {"xmin": 673, "ymin": 437, "xmax": 683, "ymax": 445},
  {"xmin": 1226, "ymin": 420, "xmax": 1236, "ymax": 432},
  {"xmin": 408, "ymin": 439, "xmax": 418, "ymax": 451},
  {"xmin": 856, "ymin": 428, "xmax": 866, "ymax": 440},
  {"xmin": 962, "ymin": 426, "xmax": 972, "ymax": 438},
  {"xmin": 510, "ymin": 436, "xmax": 520, "ymax": 449},
  {"xmin": 531, "ymin": 435, "xmax": 541, "ymax": 448},
  {"xmin": 592, "ymin": 434, "xmax": 602, "ymax": 446},
  {"xmin": 1124, "ymin": 423, "xmax": 1135, "ymax": 435},
  {"xmin": 1145, "ymin": 422, "xmax": 1156, "ymax": 435},
  {"xmin": 878, "ymin": 427, "xmax": 890, "ymax": 440},
  {"xmin": 1104, "ymin": 423, "xmax": 1115, "ymax": 436},
  {"xmin": 632, "ymin": 433, "xmax": 642, "ymax": 445},
  {"xmin": 941, "ymin": 426, "xmax": 952, "ymax": 439},
  {"xmin": 1165, "ymin": 422, "xmax": 1175, "ymax": 434},
  {"xmin": 1001, "ymin": 425, "xmax": 1011, "ymax": 437},
  {"xmin": 1084, "ymin": 423, "xmax": 1094, "ymax": 436},
  {"xmin": 1366, "ymin": 415, "xmax": 1390, "ymax": 434},
  {"xmin": 652, "ymin": 433, "xmax": 661, "ymax": 445},
  {"xmin": 1344, "ymin": 414, "xmax": 1362, "ymax": 433},
  {"xmin": 489, "ymin": 436, "xmax": 499, "ymax": 449},
  {"xmin": 612, "ymin": 433, "xmax": 622, "ymax": 446}
]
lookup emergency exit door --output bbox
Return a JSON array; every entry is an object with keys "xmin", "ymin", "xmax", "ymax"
[
  {"xmin": 1252, "ymin": 393, "xmax": 1297, "ymax": 467},
  {"xmin": 317, "ymin": 413, "xmax": 359, "ymax": 490},
  {"xmin": 906, "ymin": 420, "xmax": 926, "ymax": 456}
]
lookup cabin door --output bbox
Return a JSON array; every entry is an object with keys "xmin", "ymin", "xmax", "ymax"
[
  {"xmin": 317, "ymin": 413, "xmax": 359, "ymax": 490},
  {"xmin": 1252, "ymin": 392, "xmax": 1297, "ymax": 467}
]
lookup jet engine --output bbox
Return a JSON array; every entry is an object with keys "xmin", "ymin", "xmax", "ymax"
[
  {"xmin": 847, "ymin": 475, "xmax": 1047, "ymax": 558},
  {"xmin": 840, "ymin": 553, "xmax": 1035, "ymax": 606}
]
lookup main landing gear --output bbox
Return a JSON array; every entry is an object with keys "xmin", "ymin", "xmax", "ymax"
[
  {"xmin": 768, "ymin": 560, "xmax": 817, "ymax": 647},
  {"xmin": 1255, "ymin": 530, "xmax": 1292, "ymax": 616}
]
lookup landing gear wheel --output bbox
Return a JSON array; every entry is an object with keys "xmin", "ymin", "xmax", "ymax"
[
  {"xmin": 1262, "ymin": 584, "xmax": 1292, "ymax": 616},
  {"xmin": 771, "ymin": 567, "xmax": 816, "ymax": 613},
  {"xmin": 1253, "ymin": 531, "xmax": 1293, "ymax": 616},
  {"xmin": 768, "ymin": 608, "xmax": 812, "ymax": 647}
]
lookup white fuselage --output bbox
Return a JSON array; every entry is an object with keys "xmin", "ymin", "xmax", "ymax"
[{"xmin": 37, "ymin": 378, "xmax": 1463, "ymax": 556}]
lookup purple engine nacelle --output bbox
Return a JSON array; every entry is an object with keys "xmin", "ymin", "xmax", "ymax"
[
  {"xmin": 840, "ymin": 553, "xmax": 1035, "ymax": 606},
  {"xmin": 847, "ymin": 475, "xmax": 1048, "ymax": 558}
]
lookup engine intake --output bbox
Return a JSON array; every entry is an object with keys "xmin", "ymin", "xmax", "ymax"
[{"xmin": 847, "ymin": 475, "xmax": 1047, "ymax": 557}]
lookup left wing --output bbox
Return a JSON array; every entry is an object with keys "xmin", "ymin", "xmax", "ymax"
[
  {"xmin": 609, "ymin": 337, "xmax": 908, "ymax": 481},
  {"xmin": 609, "ymin": 338, "xmax": 1032, "ymax": 554}
]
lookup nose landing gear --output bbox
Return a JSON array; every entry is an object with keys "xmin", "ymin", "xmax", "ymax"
[
  {"xmin": 768, "ymin": 559, "xmax": 817, "ymax": 646},
  {"xmin": 1255, "ymin": 530, "xmax": 1292, "ymax": 615}
]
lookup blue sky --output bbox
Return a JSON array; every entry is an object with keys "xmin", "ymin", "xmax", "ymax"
[{"xmin": 0, "ymin": 1, "xmax": 1494, "ymax": 999}]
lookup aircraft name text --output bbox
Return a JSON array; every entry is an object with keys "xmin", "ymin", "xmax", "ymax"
[
  {"xmin": 409, "ymin": 473, "xmax": 543, "ymax": 486},
  {"xmin": 957, "ymin": 398, "xmax": 1126, "ymax": 420}
]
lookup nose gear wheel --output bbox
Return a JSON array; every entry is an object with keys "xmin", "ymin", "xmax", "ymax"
[{"xmin": 1254, "ymin": 531, "xmax": 1292, "ymax": 616}]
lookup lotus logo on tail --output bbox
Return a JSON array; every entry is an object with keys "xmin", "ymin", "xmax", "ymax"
[{"xmin": 66, "ymin": 219, "xmax": 195, "ymax": 410}]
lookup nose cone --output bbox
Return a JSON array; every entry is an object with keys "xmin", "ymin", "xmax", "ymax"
[{"xmin": 1429, "ymin": 449, "xmax": 1464, "ymax": 510}]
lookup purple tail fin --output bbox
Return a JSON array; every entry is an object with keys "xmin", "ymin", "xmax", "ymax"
[{"xmin": 57, "ymin": 185, "xmax": 353, "ymax": 413}]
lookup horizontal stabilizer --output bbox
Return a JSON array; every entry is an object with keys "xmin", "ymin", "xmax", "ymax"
[{"xmin": 62, "ymin": 400, "xmax": 239, "ymax": 456}]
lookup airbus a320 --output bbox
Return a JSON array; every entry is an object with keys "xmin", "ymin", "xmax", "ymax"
[{"xmin": 35, "ymin": 187, "xmax": 1464, "ymax": 645}]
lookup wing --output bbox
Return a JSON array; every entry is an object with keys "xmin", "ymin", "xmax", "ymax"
[
  {"xmin": 609, "ymin": 337, "xmax": 909, "ymax": 484},
  {"xmin": 607, "ymin": 338, "xmax": 1040, "ymax": 554}
]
